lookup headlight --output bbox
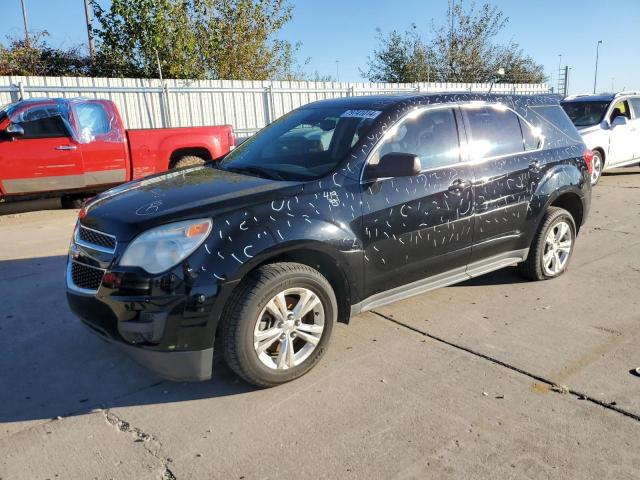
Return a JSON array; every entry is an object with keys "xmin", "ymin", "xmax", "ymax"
[{"xmin": 119, "ymin": 219, "xmax": 212, "ymax": 274}]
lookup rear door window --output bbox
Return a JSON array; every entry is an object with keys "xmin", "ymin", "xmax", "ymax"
[
  {"xmin": 75, "ymin": 102, "xmax": 112, "ymax": 138},
  {"xmin": 464, "ymin": 106, "xmax": 524, "ymax": 158}
]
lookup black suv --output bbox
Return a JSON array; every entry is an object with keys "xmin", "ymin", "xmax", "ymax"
[{"xmin": 67, "ymin": 93, "xmax": 592, "ymax": 386}]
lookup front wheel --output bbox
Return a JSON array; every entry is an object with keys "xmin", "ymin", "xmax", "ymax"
[
  {"xmin": 61, "ymin": 194, "xmax": 86, "ymax": 209},
  {"xmin": 519, "ymin": 207, "xmax": 576, "ymax": 281},
  {"xmin": 221, "ymin": 262, "xmax": 337, "ymax": 387}
]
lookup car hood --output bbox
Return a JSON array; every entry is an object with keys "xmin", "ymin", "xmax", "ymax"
[{"xmin": 81, "ymin": 165, "xmax": 302, "ymax": 241}]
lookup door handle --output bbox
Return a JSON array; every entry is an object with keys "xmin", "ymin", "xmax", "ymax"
[
  {"xmin": 448, "ymin": 179, "xmax": 471, "ymax": 192},
  {"xmin": 55, "ymin": 145, "xmax": 78, "ymax": 151}
]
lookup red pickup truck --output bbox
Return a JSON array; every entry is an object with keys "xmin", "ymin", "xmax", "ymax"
[{"xmin": 0, "ymin": 97, "xmax": 235, "ymax": 207}]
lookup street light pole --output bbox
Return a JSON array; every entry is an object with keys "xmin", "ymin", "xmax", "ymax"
[
  {"xmin": 593, "ymin": 40, "xmax": 602, "ymax": 94},
  {"xmin": 84, "ymin": 0, "xmax": 96, "ymax": 58},
  {"xmin": 20, "ymin": 0, "xmax": 29, "ymax": 46}
]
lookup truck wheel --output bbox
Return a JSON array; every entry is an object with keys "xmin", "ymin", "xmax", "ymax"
[
  {"xmin": 61, "ymin": 195, "xmax": 85, "ymax": 209},
  {"xmin": 221, "ymin": 262, "xmax": 337, "ymax": 387},
  {"xmin": 172, "ymin": 155, "xmax": 205, "ymax": 169},
  {"xmin": 519, "ymin": 207, "xmax": 576, "ymax": 281}
]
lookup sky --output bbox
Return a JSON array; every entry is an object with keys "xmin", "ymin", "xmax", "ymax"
[{"xmin": 1, "ymin": 0, "xmax": 639, "ymax": 94}]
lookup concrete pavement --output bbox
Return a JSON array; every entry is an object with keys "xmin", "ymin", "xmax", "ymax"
[{"xmin": 1, "ymin": 168, "xmax": 639, "ymax": 479}]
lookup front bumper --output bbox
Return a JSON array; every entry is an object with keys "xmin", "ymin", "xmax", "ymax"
[
  {"xmin": 65, "ymin": 224, "xmax": 237, "ymax": 381},
  {"xmin": 67, "ymin": 289, "xmax": 215, "ymax": 381}
]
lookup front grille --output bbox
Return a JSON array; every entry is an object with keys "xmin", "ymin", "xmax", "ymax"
[
  {"xmin": 78, "ymin": 226, "xmax": 116, "ymax": 251},
  {"xmin": 71, "ymin": 262, "xmax": 105, "ymax": 291}
]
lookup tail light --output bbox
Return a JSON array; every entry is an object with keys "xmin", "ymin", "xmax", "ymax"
[{"xmin": 583, "ymin": 148, "xmax": 594, "ymax": 174}]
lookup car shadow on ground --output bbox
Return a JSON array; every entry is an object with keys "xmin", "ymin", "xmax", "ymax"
[
  {"xmin": 0, "ymin": 198, "xmax": 62, "ymax": 215},
  {"xmin": 0, "ymin": 254, "xmax": 528, "ymax": 429},
  {"xmin": 0, "ymin": 255, "xmax": 258, "ymax": 430},
  {"xmin": 453, "ymin": 266, "xmax": 529, "ymax": 287},
  {"xmin": 602, "ymin": 167, "xmax": 640, "ymax": 177}
]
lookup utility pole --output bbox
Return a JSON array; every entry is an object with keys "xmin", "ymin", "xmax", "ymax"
[
  {"xmin": 20, "ymin": 0, "xmax": 29, "ymax": 46},
  {"xmin": 449, "ymin": 0, "xmax": 455, "ymax": 80},
  {"xmin": 335, "ymin": 60, "xmax": 340, "ymax": 83},
  {"xmin": 84, "ymin": 0, "xmax": 96, "ymax": 58},
  {"xmin": 593, "ymin": 40, "xmax": 602, "ymax": 94}
]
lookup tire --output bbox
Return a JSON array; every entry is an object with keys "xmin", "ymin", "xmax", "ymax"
[
  {"xmin": 61, "ymin": 195, "xmax": 85, "ymax": 209},
  {"xmin": 221, "ymin": 262, "xmax": 337, "ymax": 387},
  {"xmin": 519, "ymin": 207, "xmax": 577, "ymax": 281},
  {"xmin": 172, "ymin": 155, "xmax": 205, "ymax": 169},
  {"xmin": 591, "ymin": 150, "xmax": 603, "ymax": 185}
]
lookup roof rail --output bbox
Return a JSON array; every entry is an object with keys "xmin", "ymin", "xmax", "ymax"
[
  {"xmin": 563, "ymin": 93, "xmax": 592, "ymax": 100},
  {"xmin": 615, "ymin": 91, "xmax": 640, "ymax": 97}
]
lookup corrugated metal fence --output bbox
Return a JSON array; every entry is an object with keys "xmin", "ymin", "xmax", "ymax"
[{"xmin": 0, "ymin": 76, "xmax": 552, "ymax": 137}]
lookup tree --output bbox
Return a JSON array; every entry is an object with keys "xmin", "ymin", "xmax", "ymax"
[
  {"xmin": 90, "ymin": 0, "xmax": 298, "ymax": 80},
  {"xmin": 361, "ymin": 27, "xmax": 433, "ymax": 83},
  {"xmin": 0, "ymin": 32, "xmax": 91, "ymax": 76},
  {"xmin": 362, "ymin": 0, "xmax": 545, "ymax": 84}
]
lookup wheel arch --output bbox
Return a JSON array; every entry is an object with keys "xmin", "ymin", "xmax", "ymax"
[
  {"xmin": 548, "ymin": 190, "xmax": 584, "ymax": 233},
  {"xmin": 255, "ymin": 248, "xmax": 353, "ymax": 325},
  {"xmin": 217, "ymin": 240, "xmax": 356, "ymax": 335},
  {"xmin": 169, "ymin": 147, "xmax": 213, "ymax": 168}
]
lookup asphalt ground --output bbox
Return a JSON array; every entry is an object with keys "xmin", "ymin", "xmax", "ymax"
[{"xmin": 1, "ymin": 167, "xmax": 639, "ymax": 479}]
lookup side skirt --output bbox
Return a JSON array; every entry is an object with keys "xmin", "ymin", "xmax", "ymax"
[
  {"xmin": 603, "ymin": 158, "xmax": 640, "ymax": 171},
  {"xmin": 350, "ymin": 248, "xmax": 529, "ymax": 316}
]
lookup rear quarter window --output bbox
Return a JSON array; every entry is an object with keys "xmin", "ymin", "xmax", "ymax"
[{"xmin": 528, "ymin": 105, "xmax": 583, "ymax": 144}]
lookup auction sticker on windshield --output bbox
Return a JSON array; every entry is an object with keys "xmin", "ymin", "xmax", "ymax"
[{"xmin": 340, "ymin": 110, "xmax": 382, "ymax": 119}]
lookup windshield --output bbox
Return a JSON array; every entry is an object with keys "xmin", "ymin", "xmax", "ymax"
[
  {"xmin": 561, "ymin": 101, "xmax": 610, "ymax": 127},
  {"xmin": 219, "ymin": 106, "xmax": 381, "ymax": 181}
]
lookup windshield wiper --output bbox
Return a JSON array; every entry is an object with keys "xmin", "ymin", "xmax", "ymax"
[{"xmin": 223, "ymin": 165, "xmax": 283, "ymax": 180}]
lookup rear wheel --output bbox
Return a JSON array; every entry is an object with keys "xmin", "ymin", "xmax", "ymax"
[
  {"xmin": 519, "ymin": 207, "xmax": 576, "ymax": 281},
  {"xmin": 221, "ymin": 262, "xmax": 337, "ymax": 387},
  {"xmin": 591, "ymin": 150, "xmax": 603, "ymax": 185},
  {"xmin": 172, "ymin": 155, "xmax": 205, "ymax": 169}
]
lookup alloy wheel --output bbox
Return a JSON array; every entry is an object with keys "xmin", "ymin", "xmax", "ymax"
[
  {"xmin": 253, "ymin": 287, "xmax": 325, "ymax": 370},
  {"xmin": 542, "ymin": 220, "xmax": 573, "ymax": 276},
  {"xmin": 591, "ymin": 152, "xmax": 602, "ymax": 185}
]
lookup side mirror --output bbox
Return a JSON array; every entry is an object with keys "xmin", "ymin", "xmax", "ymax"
[
  {"xmin": 5, "ymin": 123, "xmax": 24, "ymax": 139},
  {"xmin": 611, "ymin": 116, "xmax": 628, "ymax": 127},
  {"xmin": 364, "ymin": 152, "xmax": 421, "ymax": 181}
]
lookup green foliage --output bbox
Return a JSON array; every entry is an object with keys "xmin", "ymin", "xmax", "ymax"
[
  {"xmin": 361, "ymin": 26, "xmax": 433, "ymax": 83},
  {"xmin": 90, "ymin": 0, "xmax": 298, "ymax": 80},
  {"xmin": 363, "ymin": 0, "xmax": 546, "ymax": 84},
  {"xmin": 0, "ymin": 32, "xmax": 91, "ymax": 76}
]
